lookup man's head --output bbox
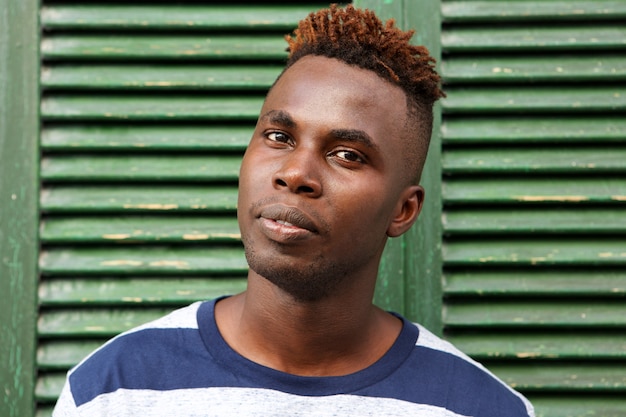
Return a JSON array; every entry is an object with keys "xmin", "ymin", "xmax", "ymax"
[
  {"xmin": 281, "ymin": 4, "xmax": 445, "ymax": 183},
  {"xmin": 237, "ymin": 5, "xmax": 444, "ymax": 302}
]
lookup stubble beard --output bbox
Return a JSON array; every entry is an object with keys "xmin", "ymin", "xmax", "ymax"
[{"xmin": 243, "ymin": 240, "xmax": 350, "ymax": 303}]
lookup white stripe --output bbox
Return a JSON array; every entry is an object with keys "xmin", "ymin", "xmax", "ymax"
[
  {"xmin": 78, "ymin": 387, "xmax": 471, "ymax": 417},
  {"xmin": 131, "ymin": 301, "xmax": 201, "ymax": 331},
  {"xmin": 52, "ymin": 382, "xmax": 78, "ymax": 417}
]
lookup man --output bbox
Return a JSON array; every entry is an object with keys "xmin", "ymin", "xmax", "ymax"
[{"xmin": 54, "ymin": 5, "xmax": 534, "ymax": 417}]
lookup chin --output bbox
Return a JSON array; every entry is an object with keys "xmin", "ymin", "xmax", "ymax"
[{"xmin": 245, "ymin": 247, "xmax": 342, "ymax": 303}]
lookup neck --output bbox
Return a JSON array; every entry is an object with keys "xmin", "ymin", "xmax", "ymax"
[{"xmin": 214, "ymin": 271, "xmax": 402, "ymax": 376}]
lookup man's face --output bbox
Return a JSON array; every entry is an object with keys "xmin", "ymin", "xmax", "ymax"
[{"xmin": 237, "ymin": 55, "xmax": 425, "ymax": 301}]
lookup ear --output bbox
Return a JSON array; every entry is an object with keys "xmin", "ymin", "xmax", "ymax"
[{"xmin": 386, "ymin": 185, "xmax": 425, "ymax": 238}]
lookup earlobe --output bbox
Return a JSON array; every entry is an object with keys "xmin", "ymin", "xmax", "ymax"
[{"xmin": 386, "ymin": 185, "xmax": 425, "ymax": 237}]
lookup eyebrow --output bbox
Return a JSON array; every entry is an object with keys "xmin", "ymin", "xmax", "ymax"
[
  {"xmin": 330, "ymin": 129, "xmax": 379, "ymax": 151},
  {"xmin": 260, "ymin": 109, "xmax": 379, "ymax": 151},
  {"xmin": 260, "ymin": 110, "xmax": 297, "ymax": 129}
]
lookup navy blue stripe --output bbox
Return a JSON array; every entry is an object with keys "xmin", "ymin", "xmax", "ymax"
[
  {"xmin": 70, "ymin": 328, "xmax": 216, "ymax": 406},
  {"xmin": 70, "ymin": 301, "xmax": 528, "ymax": 416},
  {"xmin": 360, "ymin": 345, "xmax": 529, "ymax": 417}
]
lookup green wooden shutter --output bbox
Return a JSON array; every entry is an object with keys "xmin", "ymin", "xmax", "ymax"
[
  {"xmin": 440, "ymin": 1, "xmax": 626, "ymax": 416},
  {"xmin": 36, "ymin": 2, "xmax": 335, "ymax": 415},
  {"xmin": 0, "ymin": 1, "xmax": 40, "ymax": 417},
  {"xmin": 33, "ymin": 1, "xmax": 626, "ymax": 416}
]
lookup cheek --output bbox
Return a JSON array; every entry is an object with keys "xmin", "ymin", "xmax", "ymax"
[
  {"xmin": 333, "ymin": 179, "xmax": 396, "ymax": 234},
  {"xmin": 239, "ymin": 147, "xmax": 258, "ymax": 177},
  {"xmin": 239, "ymin": 151, "xmax": 268, "ymax": 192},
  {"xmin": 237, "ymin": 154, "xmax": 258, "ymax": 212}
]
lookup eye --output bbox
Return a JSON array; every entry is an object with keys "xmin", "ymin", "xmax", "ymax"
[
  {"xmin": 266, "ymin": 131, "xmax": 291, "ymax": 144},
  {"xmin": 333, "ymin": 149, "xmax": 365, "ymax": 164}
]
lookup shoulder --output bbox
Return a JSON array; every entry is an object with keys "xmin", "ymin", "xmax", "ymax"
[
  {"xmin": 72, "ymin": 300, "xmax": 203, "ymax": 368},
  {"xmin": 412, "ymin": 322, "xmax": 475, "ymax": 361},
  {"xmin": 405, "ymin": 322, "xmax": 535, "ymax": 417},
  {"xmin": 65, "ymin": 302, "xmax": 207, "ymax": 407}
]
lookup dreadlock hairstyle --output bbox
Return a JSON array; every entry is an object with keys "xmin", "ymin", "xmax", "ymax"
[{"xmin": 282, "ymin": 4, "xmax": 445, "ymax": 182}]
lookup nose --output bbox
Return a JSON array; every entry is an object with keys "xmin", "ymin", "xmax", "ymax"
[{"xmin": 272, "ymin": 148, "xmax": 322, "ymax": 197}]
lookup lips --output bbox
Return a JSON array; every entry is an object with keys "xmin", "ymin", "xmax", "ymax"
[{"xmin": 258, "ymin": 205, "xmax": 319, "ymax": 234}]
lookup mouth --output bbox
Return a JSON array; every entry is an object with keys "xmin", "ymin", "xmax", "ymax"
[
  {"xmin": 257, "ymin": 205, "xmax": 320, "ymax": 235},
  {"xmin": 275, "ymin": 219, "xmax": 296, "ymax": 227}
]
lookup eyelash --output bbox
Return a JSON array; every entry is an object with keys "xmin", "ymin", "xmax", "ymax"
[
  {"xmin": 332, "ymin": 149, "xmax": 365, "ymax": 163},
  {"xmin": 266, "ymin": 131, "xmax": 292, "ymax": 144},
  {"xmin": 264, "ymin": 131, "xmax": 366, "ymax": 165}
]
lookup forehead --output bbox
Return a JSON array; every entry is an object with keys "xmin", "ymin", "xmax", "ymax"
[{"xmin": 261, "ymin": 56, "xmax": 410, "ymax": 146}]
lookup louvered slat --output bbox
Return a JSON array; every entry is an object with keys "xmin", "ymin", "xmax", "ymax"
[
  {"xmin": 38, "ymin": 340, "xmax": 106, "ymax": 370},
  {"xmin": 442, "ymin": 1, "xmax": 626, "ymax": 22},
  {"xmin": 39, "ymin": 277, "xmax": 247, "ymax": 307},
  {"xmin": 41, "ymin": 155, "xmax": 242, "ymax": 182},
  {"xmin": 41, "ymin": 5, "xmax": 320, "ymax": 30},
  {"xmin": 442, "ymin": 87, "xmax": 626, "ymax": 113},
  {"xmin": 444, "ymin": 239, "xmax": 626, "ymax": 266},
  {"xmin": 528, "ymin": 396, "xmax": 626, "ymax": 417},
  {"xmin": 41, "ymin": 216, "xmax": 241, "ymax": 243},
  {"xmin": 446, "ymin": 331, "xmax": 626, "ymax": 359},
  {"xmin": 40, "ymin": 247, "xmax": 247, "ymax": 276},
  {"xmin": 444, "ymin": 270, "xmax": 626, "ymax": 296},
  {"xmin": 41, "ymin": 35, "xmax": 287, "ymax": 60},
  {"xmin": 38, "ymin": 308, "xmax": 175, "ymax": 338},
  {"xmin": 445, "ymin": 300, "xmax": 626, "ymax": 327},
  {"xmin": 41, "ymin": 65, "xmax": 281, "ymax": 90},
  {"xmin": 443, "ymin": 55, "xmax": 626, "ymax": 83},
  {"xmin": 442, "ymin": 26, "xmax": 626, "ymax": 51},
  {"xmin": 41, "ymin": 125, "xmax": 252, "ymax": 151},
  {"xmin": 488, "ymin": 363, "xmax": 626, "ymax": 391},
  {"xmin": 444, "ymin": 208, "xmax": 626, "ymax": 234},
  {"xmin": 41, "ymin": 95, "xmax": 263, "ymax": 121},
  {"xmin": 41, "ymin": 186, "xmax": 238, "ymax": 213},
  {"xmin": 440, "ymin": 1, "xmax": 626, "ymax": 416},
  {"xmin": 443, "ymin": 148, "xmax": 626, "ymax": 173},
  {"xmin": 443, "ymin": 117, "xmax": 626, "ymax": 144},
  {"xmin": 444, "ymin": 178, "xmax": 626, "ymax": 204},
  {"xmin": 36, "ymin": 373, "xmax": 68, "ymax": 404}
]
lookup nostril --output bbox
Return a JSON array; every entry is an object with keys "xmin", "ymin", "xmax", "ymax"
[
  {"xmin": 272, "ymin": 163, "xmax": 321, "ymax": 196},
  {"xmin": 298, "ymin": 185, "xmax": 315, "ymax": 194},
  {"xmin": 273, "ymin": 174, "xmax": 319, "ymax": 195}
]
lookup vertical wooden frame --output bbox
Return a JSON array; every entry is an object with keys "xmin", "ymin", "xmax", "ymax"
[
  {"xmin": 356, "ymin": 0, "xmax": 443, "ymax": 334},
  {"xmin": 361, "ymin": 0, "xmax": 408, "ymax": 320},
  {"xmin": 402, "ymin": 0, "xmax": 443, "ymax": 335},
  {"xmin": 0, "ymin": 0, "xmax": 40, "ymax": 415}
]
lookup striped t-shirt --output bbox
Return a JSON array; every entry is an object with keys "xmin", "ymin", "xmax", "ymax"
[{"xmin": 53, "ymin": 299, "xmax": 534, "ymax": 417}]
